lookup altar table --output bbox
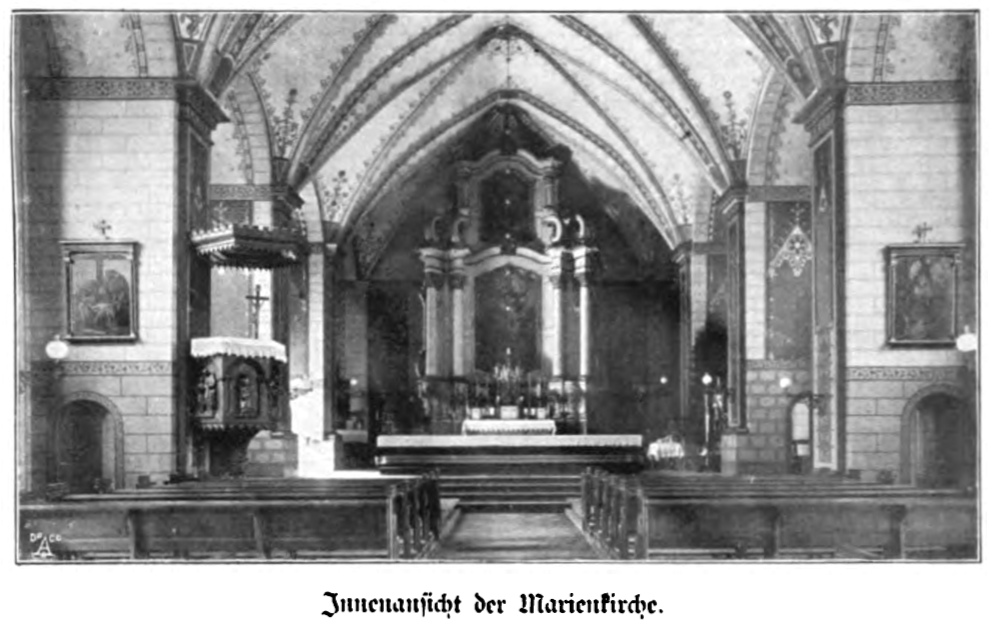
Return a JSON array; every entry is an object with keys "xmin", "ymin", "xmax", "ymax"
[{"xmin": 462, "ymin": 419, "xmax": 556, "ymax": 436}]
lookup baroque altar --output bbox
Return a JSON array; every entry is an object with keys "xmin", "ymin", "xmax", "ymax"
[{"xmin": 413, "ymin": 146, "xmax": 596, "ymax": 435}]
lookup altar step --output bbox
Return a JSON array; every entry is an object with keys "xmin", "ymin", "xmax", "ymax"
[{"xmin": 439, "ymin": 474, "xmax": 580, "ymax": 513}]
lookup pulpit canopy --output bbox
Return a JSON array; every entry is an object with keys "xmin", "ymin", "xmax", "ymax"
[
  {"xmin": 190, "ymin": 223, "xmax": 307, "ymax": 269},
  {"xmin": 190, "ymin": 336, "xmax": 287, "ymax": 363}
]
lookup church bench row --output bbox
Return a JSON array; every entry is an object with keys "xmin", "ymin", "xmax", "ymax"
[
  {"xmin": 82, "ymin": 474, "xmax": 441, "ymax": 542},
  {"xmin": 84, "ymin": 474, "xmax": 441, "ymax": 553},
  {"xmin": 21, "ymin": 477, "xmax": 441, "ymax": 561},
  {"xmin": 581, "ymin": 469, "xmax": 977, "ymax": 561}
]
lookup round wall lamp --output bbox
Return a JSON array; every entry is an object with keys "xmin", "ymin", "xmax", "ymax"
[{"xmin": 45, "ymin": 336, "xmax": 70, "ymax": 361}]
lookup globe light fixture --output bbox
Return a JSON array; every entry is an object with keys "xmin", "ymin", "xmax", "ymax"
[
  {"xmin": 701, "ymin": 373, "xmax": 713, "ymax": 386},
  {"xmin": 45, "ymin": 336, "xmax": 70, "ymax": 361},
  {"xmin": 956, "ymin": 327, "xmax": 977, "ymax": 353}
]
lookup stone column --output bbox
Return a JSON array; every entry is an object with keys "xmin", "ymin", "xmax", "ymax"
[
  {"xmin": 673, "ymin": 243, "xmax": 693, "ymax": 423},
  {"xmin": 306, "ymin": 243, "xmax": 338, "ymax": 440}
]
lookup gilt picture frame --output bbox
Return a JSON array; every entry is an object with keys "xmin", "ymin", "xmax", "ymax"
[
  {"xmin": 61, "ymin": 240, "xmax": 139, "ymax": 343},
  {"xmin": 885, "ymin": 243, "xmax": 963, "ymax": 347}
]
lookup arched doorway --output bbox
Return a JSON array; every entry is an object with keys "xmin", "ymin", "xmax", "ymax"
[
  {"xmin": 54, "ymin": 400, "xmax": 115, "ymax": 493},
  {"xmin": 903, "ymin": 392, "xmax": 975, "ymax": 488},
  {"xmin": 787, "ymin": 398, "xmax": 814, "ymax": 474}
]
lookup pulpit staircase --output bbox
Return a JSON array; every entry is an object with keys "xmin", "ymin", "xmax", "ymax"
[{"xmin": 440, "ymin": 474, "xmax": 580, "ymax": 513}]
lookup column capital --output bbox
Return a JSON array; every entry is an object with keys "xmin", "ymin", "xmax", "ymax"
[
  {"xmin": 715, "ymin": 184, "xmax": 747, "ymax": 219},
  {"xmin": 424, "ymin": 271, "xmax": 447, "ymax": 291},
  {"xmin": 792, "ymin": 84, "xmax": 846, "ymax": 145},
  {"xmin": 673, "ymin": 241, "xmax": 693, "ymax": 266},
  {"xmin": 448, "ymin": 273, "xmax": 466, "ymax": 291},
  {"xmin": 419, "ymin": 247, "xmax": 446, "ymax": 273}
]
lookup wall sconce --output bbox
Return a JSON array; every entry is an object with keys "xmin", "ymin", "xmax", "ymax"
[
  {"xmin": 956, "ymin": 326, "xmax": 977, "ymax": 353},
  {"xmin": 779, "ymin": 375, "xmax": 827, "ymax": 412},
  {"xmin": 45, "ymin": 335, "xmax": 70, "ymax": 379}
]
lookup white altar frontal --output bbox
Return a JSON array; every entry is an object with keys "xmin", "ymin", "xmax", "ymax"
[{"xmin": 462, "ymin": 419, "xmax": 556, "ymax": 436}]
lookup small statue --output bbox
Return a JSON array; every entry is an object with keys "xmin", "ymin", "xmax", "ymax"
[
  {"xmin": 196, "ymin": 368, "xmax": 218, "ymax": 416},
  {"xmin": 237, "ymin": 373, "xmax": 256, "ymax": 416}
]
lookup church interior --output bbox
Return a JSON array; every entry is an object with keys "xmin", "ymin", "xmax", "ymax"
[{"xmin": 14, "ymin": 12, "xmax": 979, "ymax": 561}]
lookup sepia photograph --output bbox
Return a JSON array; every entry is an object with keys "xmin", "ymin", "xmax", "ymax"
[{"xmin": 10, "ymin": 7, "xmax": 980, "ymax": 576}]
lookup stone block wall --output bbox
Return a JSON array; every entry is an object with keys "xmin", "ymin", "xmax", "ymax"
[
  {"xmin": 722, "ymin": 360, "xmax": 810, "ymax": 475},
  {"xmin": 843, "ymin": 101, "xmax": 974, "ymax": 477},
  {"xmin": 245, "ymin": 431, "xmax": 299, "ymax": 478},
  {"xmin": 844, "ymin": 367, "xmax": 966, "ymax": 480},
  {"xmin": 22, "ymin": 98, "xmax": 180, "ymax": 490},
  {"xmin": 845, "ymin": 102, "xmax": 973, "ymax": 368}
]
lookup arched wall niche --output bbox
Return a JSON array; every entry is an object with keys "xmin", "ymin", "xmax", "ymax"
[
  {"xmin": 898, "ymin": 382, "xmax": 974, "ymax": 487},
  {"xmin": 52, "ymin": 391, "xmax": 125, "ymax": 491}
]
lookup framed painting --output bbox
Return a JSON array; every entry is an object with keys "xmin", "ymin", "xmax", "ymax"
[
  {"xmin": 885, "ymin": 243, "xmax": 963, "ymax": 347},
  {"xmin": 61, "ymin": 241, "xmax": 139, "ymax": 342}
]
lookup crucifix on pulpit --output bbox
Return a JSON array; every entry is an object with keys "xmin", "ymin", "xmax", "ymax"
[{"xmin": 245, "ymin": 284, "xmax": 269, "ymax": 339}]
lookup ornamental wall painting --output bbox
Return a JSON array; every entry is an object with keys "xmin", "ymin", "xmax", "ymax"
[
  {"xmin": 886, "ymin": 244, "xmax": 963, "ymax": 346},
  {"xmin": 62, "ymin": 241, "xmax": 139, "ymax": 342},
  {"xmin": 706, "ymin": 254, "xmax": 728, "ymax": 325},
  {"xmin": 766, "ymin": 201, "xmax": 813, "ymax": 361},
  {"xmin": 811, "ymin": 134, "xmax": 838, "ymax": 469}
]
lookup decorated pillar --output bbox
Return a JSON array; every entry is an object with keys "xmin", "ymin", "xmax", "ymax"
[
  {"xmin": 673, "ymin": 242, "xmax": 693, "ymax": 422},
  {"xmin": 719, "ymin": 189, "xmax": 747, "ymax": 432},
  {"xmin": 573, "ymin": 245, "xmax": 595, "ymax": 379},
  {"xmin": 574, "ymin": 245, "xmax": 595, "ymax": 434},
  {"xmin": 796, "ymin": 88, "xmax": 847, "ymax": 472},
  {"xmin": 449, "ymin": 249, "xmax": 469, "ymax": 377},
  {"xmin": 177, "ymin": 82, "xmax": 228, "ymax": 477},
  {"xmin": 420, "ymin": 249, "xmax": 446, "ymax": 377},
  {"xmin": 544, "ymin": 247, "xmax": 567, "ymax": 381}
]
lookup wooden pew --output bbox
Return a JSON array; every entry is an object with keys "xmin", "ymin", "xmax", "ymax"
[
  {"xmin": 20, "ymin": 474, "xmax": 441, "ymax": 561},
  {"xmin": 582, "ymin": 469, "xmax": 977, "ymax": 561},
  {"xmin": 124, "ymin": 474, "xmax": 441, "ymax": 552}
]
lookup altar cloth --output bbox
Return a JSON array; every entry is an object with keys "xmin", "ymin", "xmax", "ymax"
[{"xmin": 462, "ymin": 419, "xmax": 556, "ymax": 436}]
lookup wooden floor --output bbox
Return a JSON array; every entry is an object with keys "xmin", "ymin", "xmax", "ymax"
[{"xmin": 430, "ymin": 511, "xmax": 599, "ymax": 561}]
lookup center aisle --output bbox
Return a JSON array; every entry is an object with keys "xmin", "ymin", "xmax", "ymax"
[{"xmin": 430, "ymin": 511, "xmax": 600, "ymax": 561}]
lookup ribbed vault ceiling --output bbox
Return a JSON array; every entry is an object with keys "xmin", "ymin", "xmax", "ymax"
[
  {"xmin": 23, "ymin": 12, "xmax": 867, "ymax": 249},
  {"xmin": 198, "ymin": 13, "xmax": 825, "ymax": 249}
]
